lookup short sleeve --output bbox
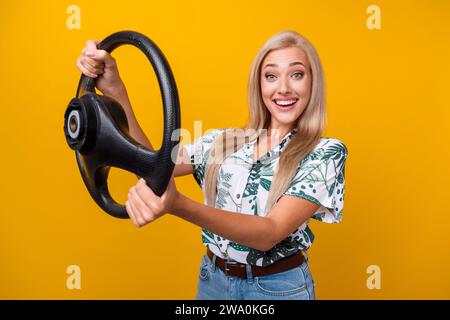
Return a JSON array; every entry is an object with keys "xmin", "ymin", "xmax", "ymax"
[
  {"xmin": 283, "ymin": 139, "xmax": 348, "ymax": 224},
  {"xmin": 183, "ymin": 128, "xmax": 226, "ymax": 189}
]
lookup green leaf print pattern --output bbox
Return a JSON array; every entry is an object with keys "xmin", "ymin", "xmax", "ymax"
[
  {"xmin": 190, "ymin": 128, "xmax": 226, "ymax": 188},
  {"xmin": 287, "ymin": 141, "xmax": 347, "ymax": 204},
  {"xmin": 243, "ymin": 161, "xmax": 263, "ymax": 216},
  {"xmin": 230, "ymin": 242, "xmax": 251, "ymax": 252},
  {"xmin": 187, "ymin": 126, "xmax": 347, "ymax": 267},
  {"xmin": 246, "ymin": 140, "xmax": 347, "ymax": 266},
  {"xmin": 202, "ymin": 228, "xmax": 221, "ymax": 249},
  {"xmin": 215, "ymin": 169, "xmax": 235, "ymax": 210},
  {"xmin": 191, "ymin": 154, "xmax": 206, "ymax": 188}
]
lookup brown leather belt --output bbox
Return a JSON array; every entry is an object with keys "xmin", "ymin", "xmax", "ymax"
[{"xmin": 206, "ymin": 247, "xmax": 304, "ymax": 279}]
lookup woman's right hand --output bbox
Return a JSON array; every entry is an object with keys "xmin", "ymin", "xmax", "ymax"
[{"xmin": 76, "ymin": 39, "xmax": 124, "ymax": 96}]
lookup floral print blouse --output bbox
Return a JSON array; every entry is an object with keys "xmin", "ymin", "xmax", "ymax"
[{"xmin": 183, "ymin": 127, "xmax": 348, "ymax": 267}]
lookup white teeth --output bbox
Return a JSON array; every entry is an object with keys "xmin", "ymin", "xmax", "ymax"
[{"xmin": 274, "ymin": 99, "xmax": 298, "ymax": 106}]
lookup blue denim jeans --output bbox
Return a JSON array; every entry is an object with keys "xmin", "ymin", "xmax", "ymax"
[{"xmin": 195, "ymin": 252, "xmax": 316, "ymax": 300}]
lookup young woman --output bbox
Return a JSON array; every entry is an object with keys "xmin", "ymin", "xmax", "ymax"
[{"xmin": 76, "ymin": 30, "xmax": 348, "ymax": 300}]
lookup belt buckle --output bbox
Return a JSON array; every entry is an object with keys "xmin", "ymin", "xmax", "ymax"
[{"xmin": 223, "ymin": 259, "xmax": 238, "ymax": 276}]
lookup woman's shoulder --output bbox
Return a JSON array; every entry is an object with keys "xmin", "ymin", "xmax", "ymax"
[
  {"xmin": 297, "ymin": 137, "xmax": 348, "ymax": 167},
  {"xmin": 193, "ymin": 127, "xmax": 227, "ymax": 144},
  {"xmin": 316, "ymin": 137, "xmax": 348, "ymax": 156},
  {"xmin": 200, "ymin": 127, "xmax": 250, "ymax": 142}
]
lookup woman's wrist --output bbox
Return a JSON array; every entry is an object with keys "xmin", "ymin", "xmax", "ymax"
[
  {"xmin": 171, "ymin": 191, "xmax": 187, "ymax": 216},
  {"xmin": 101, "ymin": 81, "xmax": 126, "ymax": 99}
]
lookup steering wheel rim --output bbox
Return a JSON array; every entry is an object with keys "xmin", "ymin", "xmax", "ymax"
[{"xmin": 64, "ymin": 30, "xmax": 181, "ymax": 219}]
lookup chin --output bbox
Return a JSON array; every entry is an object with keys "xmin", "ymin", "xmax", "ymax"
[
  {"xmin": 270, "ymin": 108, "xmax": 301, "ymax": 121},
  {"xmin": 271, "ymin": 115, "xmax": 298, "ymax": 126}
]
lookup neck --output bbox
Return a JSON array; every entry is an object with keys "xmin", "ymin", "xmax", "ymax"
[{"xmin": 265, "ymin": 124, "xmax": 295, "ymax": 142}]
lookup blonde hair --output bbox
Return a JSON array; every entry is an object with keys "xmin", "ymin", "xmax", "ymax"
[{"xmin": 204, "ymin": 30, "xmax": 327, "ymax": 213}]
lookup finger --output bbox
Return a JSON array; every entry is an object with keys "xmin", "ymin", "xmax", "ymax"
[
  {"xmin": 85, "ymin": 39, "xmax": 100, "ymax": 57},
  {"xmin": 94, "ymin": 50, "xmax": 116, "ymax": 69},
  {"xmin": 76, "ymin": 56, "xmax": 97, "ymax": 78},
  {"xmin": 125, "ymin": 200, "xmax": 138, "ymax": 226},
  {"xmin": 135, "ymin": 179, "xmax": 158, "ymax": 208},
  {"xmin": 129, "ymin": 187, "xmax": 150, "ymax": 226},
  {"xmin": 160, "ymin": 181, "xmax": 170, "ymax": 201},
  {"xmin": 80, "ymin": 57, "xmax": 104, "ymax": 75},
  {"xmin": 136, "ymin": 188, "xmax": 157, "ymax": 221},
  {"xmin": 129, "ymin": 186, "xmax": 152, "ymax": 223},
  {"xmin": 160, "ymin": 177, "xmax": 174, "ymax": 202},
  {"xmin": 128, "ymin": 194, "xmax": 145, "ymax": 227},
  {"xmin": 84, "ymin": 55, "xmax": 104, "ymax": 69}
]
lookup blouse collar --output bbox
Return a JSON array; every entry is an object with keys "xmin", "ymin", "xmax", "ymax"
[{"xmin": 243, "ymin": 127, "xmax": 298, "ymax": 164}]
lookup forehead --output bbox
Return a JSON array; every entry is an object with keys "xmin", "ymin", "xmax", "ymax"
[{"xmin": 262, "ymin": 47, "xmax": 309, "ymax": 68}]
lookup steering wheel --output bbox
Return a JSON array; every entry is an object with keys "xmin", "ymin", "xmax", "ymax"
[{"xmin": 63, "ymin": 30, "xmax": 181, "ymax": 219}]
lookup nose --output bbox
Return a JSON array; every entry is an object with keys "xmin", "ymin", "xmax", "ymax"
[{"xmin": 278, "ymin": 77, "xmax": 291, "ymax": 94}]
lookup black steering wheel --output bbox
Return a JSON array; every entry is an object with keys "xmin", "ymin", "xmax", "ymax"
[{"xmin": 63, "ymin": 30, "xmax": 181, "ymax": 219}]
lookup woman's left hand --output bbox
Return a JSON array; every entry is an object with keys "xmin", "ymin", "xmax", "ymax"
[{"xmin": 125, "ymin": 174, "xmax": 179, "ymax": 227}]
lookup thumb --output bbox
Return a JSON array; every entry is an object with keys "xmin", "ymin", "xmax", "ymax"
[
  {"xmin": 85, "ymin": 39, "xmax": 100, "ymax": 57},
  {"xmin": 161, "ymin": 177, "xmax": 175, "ymax": 199},
  {"xmin": 95, "ymin": 49, "xmax": 116, "ymax": 68}
]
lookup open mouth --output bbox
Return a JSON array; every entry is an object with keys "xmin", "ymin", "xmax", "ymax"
[{"xmin": 272, "ymin": 98, "xmax": 298, "ymax": 108}]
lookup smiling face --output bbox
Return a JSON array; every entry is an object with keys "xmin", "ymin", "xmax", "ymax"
[{"xmin": 260, "ymin": 46, "xmax": 312, "ymax": 135}]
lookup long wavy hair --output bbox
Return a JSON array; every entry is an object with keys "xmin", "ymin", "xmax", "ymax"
[{"xmin": 204, "ymin": 30, "xmax": 327, "ymax": 213}]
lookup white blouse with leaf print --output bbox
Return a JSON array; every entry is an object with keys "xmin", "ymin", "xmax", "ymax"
[{"xmin": 183, "ymin": 127, "xmax": 348, "ymax": 267}]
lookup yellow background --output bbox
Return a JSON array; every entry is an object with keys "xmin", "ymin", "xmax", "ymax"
[{"xmin": 0, "ymin": 0, "xmax": 449, "ymax": 299}]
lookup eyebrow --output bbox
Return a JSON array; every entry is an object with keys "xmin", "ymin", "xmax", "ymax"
[{"xmin": 263, "ymin": 61, "xmax": 305, "ymax": 69}]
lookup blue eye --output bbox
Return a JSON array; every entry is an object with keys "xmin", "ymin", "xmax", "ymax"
[{"xmin": 265, "ymin": 72, "xmax": 304, "ymax": 80}]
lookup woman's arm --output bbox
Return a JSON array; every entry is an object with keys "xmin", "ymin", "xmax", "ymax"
[
  {"xmin": 172, "ymin": 193, "xmax": 320, "ymax": 252},
  {"xmin": 126, "ymin": 170, "xmax": 319, "ymax": 250}
]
